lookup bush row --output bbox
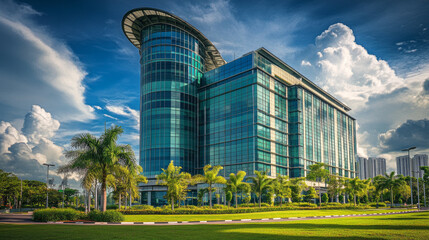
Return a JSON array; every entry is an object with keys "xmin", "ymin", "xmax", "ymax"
[
  {"xmin": 32, "ymin": 208, "xmax": 124, "ymax": 222},
  {"xmin": 120, "ymin": 204, "xmax": 368, "ymax": 215}
]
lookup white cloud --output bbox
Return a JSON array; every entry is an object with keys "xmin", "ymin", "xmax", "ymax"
[
  {"xmin": 0, "ymin": 0, "xmax": 94, "ymax": 122},
  {"xmin": 301, "ymin": 60, "xmax": 312, "ymax": 66},
  {"xmin": 105, "ymin": 105, "xmax": 139, "ymax": 130},
  {"xmin": 103, "ymin": 114, "xmax": 118, "ymax": 120},
  {"xmin": 303, "ymin": 23, "xmax": 429, "ymax": 170},
  {"xmin": 21, "ymin": 105, "xmax": 60, "ymax": 144},
  {"xmin": 94, "ymin": 105, "xmax": 102, "ymax": 110},
  {"xmin": 309, "ymin": 23, "xmax": 404, "ymax": 110},
  {"xmin": 0, "ymin": 105, "xmax": 74, "ymax": 185}
]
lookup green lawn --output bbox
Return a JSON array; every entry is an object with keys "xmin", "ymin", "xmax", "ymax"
[
  {"xmin": 123, "ymin": 208, "xmax": 410, "ymax": 222},
  {"xmin": 0, "ymin": 211, "xmax": 428, "ymax": 239}
]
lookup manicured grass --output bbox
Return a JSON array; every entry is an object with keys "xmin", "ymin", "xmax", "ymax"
[
  {"xmin": 123, "ymin": 208, "xmax": 409, "ymax": 222},
  {"xmin": 0, "ymin": 212, "xmax": 428, "ymax": 239}
]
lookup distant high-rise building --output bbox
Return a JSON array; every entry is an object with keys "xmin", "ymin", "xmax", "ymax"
[
  {"xmin": 396, "ymin": 154, "xmax": 428, "ymax": 177},
  {"xmin": 412, "ymin": 154, "xmax": 428, "ymax": 178},
  {"xmin": 357, "ymin": 157, "xmax": 386, "ymax": 179}
]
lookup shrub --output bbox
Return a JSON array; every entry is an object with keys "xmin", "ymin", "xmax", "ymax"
[
  {"xmin": 239, "ymin": 203, "xmax": 270, "ymax": 208},
  {"xmin": 322, "ymin": 202, "xmax": 343, "ymax": 206},
  {"xmin": 131, "ymin": 205, "xmax": 154, "ymax": 210},
  {"xmin": 322, "ymin": 193, "xmax": 328, "ymax": 203},
  {"xmin": 369, "ymin": 202, "xmax": 387, "ymax": 208},
  {"xmin": 212, "ymin": 204, "xmax": 229, "ymax": 209},
  {"xmin": 33, "ymin": 208, "xmax": 83, "ymax": 222},
  {"xmin": 107, "ymin": 205, "xmax": 119, "ymax": 210},
  {"xmin": 87, "ymin": 210, "xmax": 124, "ymax": 222},
  {"xmin": 339, "ymin": 195, "xmax": 344, "ymax": 202}
]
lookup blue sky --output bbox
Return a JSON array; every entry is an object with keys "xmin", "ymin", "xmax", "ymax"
[{"xmin": 0, "ymin": 0, "xmax": 428, "ymax": 186}]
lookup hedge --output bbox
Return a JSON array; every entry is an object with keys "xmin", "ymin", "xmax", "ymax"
[
  {"xmin": 32, "ymin": 208, "xmax": 124, "ymax": 222},
  {"xmin": 119, "ymin": 204, "xmax": 367, "ymax": 215},
  {"xmin": 87, "ymin": 210, "xmax": 124, "ymax": 222},
  {"xmin": 33, "ymin": 208, "xmax": 83, "ymax": 222},
  {"xmin": 369, "ymin": 202, "xmax": 387, "ymax": 208}
]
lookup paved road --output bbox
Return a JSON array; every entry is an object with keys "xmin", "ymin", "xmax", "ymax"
[
  {"xmin": 0, "ymin": 214, "xmax": 34, "ymax": 224},
  {"xmin": 0, "ymin": 210, "xmax": 423, "ymax": 226}
]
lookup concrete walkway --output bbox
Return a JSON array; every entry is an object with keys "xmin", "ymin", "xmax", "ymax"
[{"xmin": 0, "ymin": 210, "xmax": 423, "ymax": 226}]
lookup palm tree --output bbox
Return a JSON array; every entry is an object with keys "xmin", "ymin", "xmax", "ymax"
[
  {"xmin": 307, "ymin": 163, "xmax": 330, "ymax": 207},
  {"xmin": 249, "ymin": 171, "xmax": 272, "ymax": 208},
  {"xmin": 156, "ymin": 161, "xmax": 193, "ymax": 211},
  {"xmin": 108, "ymin": 165, "xmax": 147, "ymax": 209},
  {"xmin": 227, "ymin": 171, "xmax": 249, "ymax": 208},
  {"xmin": 378, "ymin": 172, "xmax": 406, "ymax": 208},
  {"xmin": 272, "ymin": 175, "xmax": 291, "ymax": 207},
  {"xmin": 345, "ymin": 177, "xmax": 368, "ymax": 206},
  {"xmin": 200, "ymin": 165, "xmax": 226, "ymax": 208},
  {"xmin": 59, "ymin": 126, "xmax": 138, "ymax": 211}
]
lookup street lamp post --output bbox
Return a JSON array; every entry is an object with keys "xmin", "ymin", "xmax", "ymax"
[
  {"xmin": 43, "ymin": 163, "xmax": 55, "ymax": 208},
  {"xmin": 402, "ymin": 147, "xmax": 416, "ymax": 207},
  {"xmin": 413, "ymin": 170, "xmax": 421, "ymax": 209},
  {"xmin": 424, "ymin": 180, "xmax": 427, "ymax": 208}
]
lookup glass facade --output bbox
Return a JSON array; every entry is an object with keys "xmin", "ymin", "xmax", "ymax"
[
  {"xmin": 198, "ymin": 52, "xmax": 356, "ymax": 179},
  {"xmin": 140, "ymin": 24, "xmax": 204, "ymax": 177}
]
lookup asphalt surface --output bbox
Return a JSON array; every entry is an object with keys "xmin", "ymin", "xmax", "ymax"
[
  {"xmin": 0, "ymin": 210, "xmax": 423, "ymax": 226},
  {"xmin": 0, "ymin": 214, "xmax": 34, "ymax": 224}
]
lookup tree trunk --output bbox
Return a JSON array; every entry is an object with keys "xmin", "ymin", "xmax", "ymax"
[
  {"xmin": 125, "ymin": 193, "xmax": 127, "ymax": 210},
  {"xmin": 259, "ymin": 195, "xmax": 262, "ymax": 208},
  {"xmin": 101, "ymin": 175, "xmax": 107, "ymax": 212},
  {"xmin": 171, "ymin": 196, "xmax": 174, "ymax": 211},
  {"xmin": 280, "ymin": 197, "xmax": 283, "ymax": 207},
  {"xmin": 354, "ymin": 194, "xmax": 356, "ymax": 207},
  {"xmin": 209, "ymin": 184, "xmax": 212, "ymax": 208},
  {"xmin": 235, "ymin": 193, "xmax": 238, "ymax": 208},
  {"xmin": 119, "ymin": 193, "xmax": 122, "ymax": 209},
  {"xmin": 94, "ymin": 181, "xmax": 98, "ymax": 211},
  {"xmin": 87, "ymin": 190, "xmax": 91, "ymax": 213},
  {"xmin": 391, "ymin": 187, "xmax": 394, "ymax": 208},
  {"xmin": 129, "ymin": 190, "xmax": 132, "ymax": 208},
  {"xmin": 318, "ymin": 182, "xmax": 321, "ymax": 208}
]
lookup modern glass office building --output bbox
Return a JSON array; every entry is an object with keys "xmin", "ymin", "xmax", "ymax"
[{"xmin": 122, "ymin": 8, "xmax": 357, "ymax": 205}]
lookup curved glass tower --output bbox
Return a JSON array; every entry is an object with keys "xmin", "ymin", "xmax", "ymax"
[{"xmin": 122, "ymin": 8, "xmax": 225, "ymax": 178}]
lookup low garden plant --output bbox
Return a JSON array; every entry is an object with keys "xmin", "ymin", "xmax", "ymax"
[
  {"xmin": 87, "ymin": 210, "xmax": 124, "ymax": 222},
  {"xmin": 33, "ymin": 208, "xmax": 84, "ymax": 222},
  {"xmin": 32, "ymin": 208, "xmax": 124, "ymax": 222}
]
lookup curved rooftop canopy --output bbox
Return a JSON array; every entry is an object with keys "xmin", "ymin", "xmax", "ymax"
[{"xmin": 122, "ymin": 7, "xmax": 226, "ymax": 71}]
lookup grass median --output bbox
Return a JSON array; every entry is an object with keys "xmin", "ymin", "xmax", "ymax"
[
  {"xmin": 123, "ymin": 208, "xmax": 410, "ymax": 222},
  {"xmin": 0, "ymin": 211, "xmax": 427, "ymax": 239}
]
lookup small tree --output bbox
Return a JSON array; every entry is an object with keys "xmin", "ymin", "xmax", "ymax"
[
  {"xmin": 305, "ymin": 187, "xmax": 317, "ymax": 203},
  {"xmin": 322, "ymin": 193, "xmax": 328, "ymax": 203},
  {"xmin": 227, "ymin": 171, "xmax": 249, "ymax": 208},
  {"xmin": 290, "ymin": 177, "xmax": 307, "ymax": 203},
  {"xmin": 307, "ymin": 163, "xmax": 329, "ymax": 208},
  {"xmin": 345, "ymin": 178, "xmax": 367, "ymax": 206},
  {"xmin": 272, "ymin": 175, "xmax": 291, "ymax": 207},
  {"xmin": 327, "ymin": 175, "xmax": 343, "ymax": 202},
  {"xmin": 378, "ymin": 172, "xmax": 406, "ymax": 208},
  {"xmin": 197, "ymin": 188, "xmax": 208, "ymax": 206},
  {"xmin": 225, "ymin": 191, "xmax": 232, "ymax": 207},
  {"xmin": 199, "ymin": 165, "xmax": 226, "ymax": 208},
  {"xmin": 156, "ymin": 161, "xmax": 193, "ymax": 211},
  {"xmin": 248, "ymin": 171, "xmax": 272, "ymax": 207}
]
